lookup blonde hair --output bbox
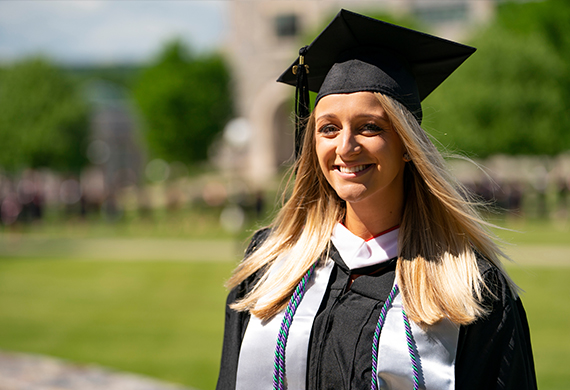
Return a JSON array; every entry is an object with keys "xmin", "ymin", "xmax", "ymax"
[{"xmin": 227, "ymin": 92, "xmax": 516, "ymax": 325}]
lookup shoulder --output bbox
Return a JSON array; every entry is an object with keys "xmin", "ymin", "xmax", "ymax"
[
  {"xmin": 456, "ymin": 255, "xmax": 537, "ymax": 388},
  {"xmin": 230, "ymin": 227, "xmax": 272, "ymax": 301},
  {"xmin": 244, "ymin": 227, "xmax": 272, "ymax": 257},
  {"xmin": 475, "ymin": 251, "xmax": 517, "ymax": 301},
  {"xmin": 474, "ymin": 253, "xmax": 515, "ymax": 308}
]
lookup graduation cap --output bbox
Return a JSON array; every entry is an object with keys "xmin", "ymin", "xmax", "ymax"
[{"xmin": 276, "ymin": 9, "xmax": 476, "ymax": 158}]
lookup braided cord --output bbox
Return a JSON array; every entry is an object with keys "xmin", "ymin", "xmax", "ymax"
[
  {"xmin": 271, "ymin": 270, "xmax": 421, "ymax": 390},
  {"xmin": 272, "ymin": 261, "xmax": 318, "ymax": 390},
  {"xmin": 370, "ymin": 284, "xmax": 399, "ymax": 390},
  {"xmin": 402, "ymin": 309, "xmax": 420, "ymax": 390}
]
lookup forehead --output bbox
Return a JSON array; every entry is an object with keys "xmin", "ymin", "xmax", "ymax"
[{"xmin": 314, "ymin": 91, "xmax": 388, "ymax": 119}]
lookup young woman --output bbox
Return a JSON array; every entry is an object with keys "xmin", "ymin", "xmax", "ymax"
[{"xmin": 217, "ymin": 10, "xmax": 536, "ymax": 390}]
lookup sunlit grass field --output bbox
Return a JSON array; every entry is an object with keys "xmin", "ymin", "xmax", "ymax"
[
  {"xmin": 0, "ymin": 259, "xmax": 233, "ymax": 390},
  {"xmin": 0, "ymin": 218, "xmax": 568, "ymax": 389}
]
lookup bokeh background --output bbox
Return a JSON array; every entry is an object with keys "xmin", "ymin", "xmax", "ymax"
[{"xmin": 0, "ymin": 1, "xmax": 568, "ymax": 389}]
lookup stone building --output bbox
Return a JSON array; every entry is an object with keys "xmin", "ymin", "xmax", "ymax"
[{"xmin": 223, "ymin": 0, "xmax": 495, "ymax": 189}]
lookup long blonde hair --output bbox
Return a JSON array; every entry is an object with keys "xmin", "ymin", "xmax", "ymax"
[{"xmin": 227, "ymin": 92, "xmax": 516, "ymax": 325}]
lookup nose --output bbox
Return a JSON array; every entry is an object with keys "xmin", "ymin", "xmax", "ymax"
[{"xmin": 336, "ymin": 128, "xmax": 360, "ymax": 157}]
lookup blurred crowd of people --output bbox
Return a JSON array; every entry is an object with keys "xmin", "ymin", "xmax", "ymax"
[
  {"xmin": 1, "ymin": 154, "xmax": 569, "ymax": 229},
  {"xmin": 451, "ymin": 154, "xmax": 570, "ymax": 219}
]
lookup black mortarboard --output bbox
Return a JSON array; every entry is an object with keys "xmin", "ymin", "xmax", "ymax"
[{"xmin": 277, "ymin": 9, "xmax": 476, "ymax": 158}]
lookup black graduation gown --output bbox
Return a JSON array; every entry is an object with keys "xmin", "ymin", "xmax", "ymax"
[{"xmin": 216, "ymin": 230, "xmax": 537, "ymax": 390}]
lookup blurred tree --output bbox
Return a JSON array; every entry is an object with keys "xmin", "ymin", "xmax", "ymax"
[
  {"xmin": 0, "ymin": 58, "xmax": 89, "ymax": 172},
  {"xmin": 423, "ymin": 0, "xmax": 570, "ymax": 157},
  {"xmin": 134, "ymin": 40, "xmax": 233, "ymax": 164}
]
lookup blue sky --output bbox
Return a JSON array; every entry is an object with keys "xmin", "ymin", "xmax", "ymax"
[{"xmin": 0, "ymin": 0, "xmax": 227, "ymax": 65}]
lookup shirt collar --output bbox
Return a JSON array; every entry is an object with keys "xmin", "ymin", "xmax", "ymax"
[{"xmin": 331, "ymin": 222, "xmax": 399, "ymax": 270}]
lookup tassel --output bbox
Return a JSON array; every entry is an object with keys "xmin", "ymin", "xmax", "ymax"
[{"xmin": 294, "ymin": 46, "xmax": 310, "ymax": 160}]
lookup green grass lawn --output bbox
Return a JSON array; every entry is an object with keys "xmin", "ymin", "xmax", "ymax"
[
  {"xmin": 0, "ymin": 259, "xmax": 235, "ymax": 390},
  {"xmin": 491, "ymin": 218, "xmax": 570, "ymax": 246},
  {"xmin": 506, "ymin": 266, "xmax": 570, "ymax": 390},
  {"xmin": 0, "ymin": 218, "xmax": 568, "ymax": 389},
  {"xmin": 0, "ymin": 258, "xmax": 569, "ymax": 389}
]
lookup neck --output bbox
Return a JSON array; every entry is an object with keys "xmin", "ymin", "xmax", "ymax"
[{"xmin": 344, "ymin": 199, "xmax": 403, "ymax": 241}]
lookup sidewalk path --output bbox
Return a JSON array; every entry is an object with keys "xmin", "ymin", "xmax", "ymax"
[{"xmin": 0, "ymin": 351, "xmax": 197, "ymax": 390}]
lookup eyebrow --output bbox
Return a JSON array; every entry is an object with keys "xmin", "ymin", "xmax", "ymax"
[
  {"xmin": 315, "ymin": 113, "xmax": 390, "ymax": 124},
  {"xmin": 358, "ymin": 114, "xmax": 390, "ymax": 123},
  {"xmin": 314, "ymin": 113, "xmax": 337, "ymax": 124}
]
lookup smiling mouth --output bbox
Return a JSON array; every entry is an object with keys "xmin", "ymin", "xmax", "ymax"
[{"xmin": 335, "ymin": 164, "xmax": 372, "ymax": 173}]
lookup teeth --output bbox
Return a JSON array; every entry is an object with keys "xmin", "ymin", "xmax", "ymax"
[{"xmin": 338, "ymin": 165, "xmax": 368, "ymax": 173}]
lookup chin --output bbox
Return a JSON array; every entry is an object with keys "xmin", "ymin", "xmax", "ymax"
[{"xmin": 336, "ymin": 190, "xmax": 369, "ymax": 204}]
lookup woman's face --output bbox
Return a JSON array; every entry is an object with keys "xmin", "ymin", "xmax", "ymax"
[{"xmin": 314, "ymin": 91, "xmax": 407, "ymax": 209}]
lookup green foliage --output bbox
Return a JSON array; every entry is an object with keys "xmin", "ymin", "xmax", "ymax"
[
  {"xmin": 497, "ymin": 0, "xmax": 570, "ymax": 59},
  {"xmin": 0, "ymin": 58, "xmax": 89, "ymax": 172},
  {"xmin": 423, "ymin": 0, "xmax": 570, "ymax": 157},
  {"xmin": 134, "ymin": 41, "xmax": 233, "ymax": 164}
]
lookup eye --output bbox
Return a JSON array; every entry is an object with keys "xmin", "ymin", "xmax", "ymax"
[
  {"xmin": 317, "ymin": 124, "xmax": 339, "ymax": 136},
  {"xmin": 360, "ymin": 122, "xmax": 385, "ymax": 135}
]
